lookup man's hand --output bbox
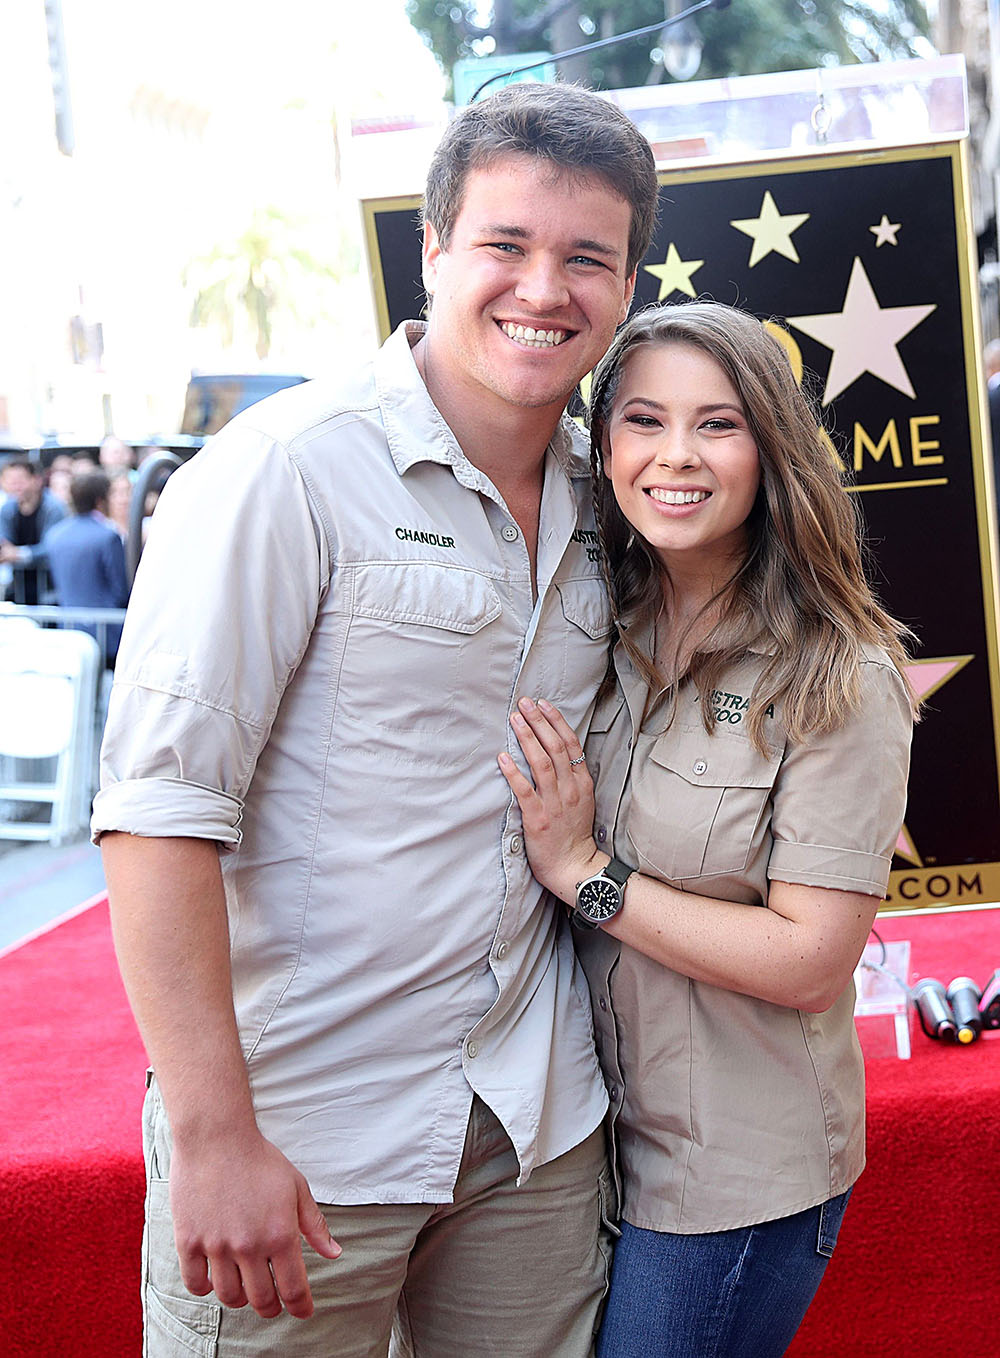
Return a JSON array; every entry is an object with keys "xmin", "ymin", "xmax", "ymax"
[
  {"xmin": 170, "ymin": 1129, "xmax": 341, "ymax": 1320},
  {"xmin": 0, "ymin": 541, "xmax": 20, "ymax": 564},
  {"xmin": 102, "ymin": 834, "xmax": 340, "ymax": 1319}
]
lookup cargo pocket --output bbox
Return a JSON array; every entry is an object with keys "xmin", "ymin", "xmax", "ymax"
[
  {"xmin": 145, "ymin": 1285, "xmax": 221, "ymax": 1357},
  {"xmin": 627, "ymin": 727, "xmax": 781, "ymax": 882},
  {"xmin": 144, "ymin": 1176, "xmax": 221, "ymax": 1357}
]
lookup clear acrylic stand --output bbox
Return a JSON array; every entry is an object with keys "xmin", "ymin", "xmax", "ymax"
[{"xmin": 854, "ymin": 939, "xmax": 911, "ymax": 1059}]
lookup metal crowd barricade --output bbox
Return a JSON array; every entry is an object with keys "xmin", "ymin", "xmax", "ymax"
[{"xmin": 0, "ymin": 603, "xmax": 128, "ymax": 665}]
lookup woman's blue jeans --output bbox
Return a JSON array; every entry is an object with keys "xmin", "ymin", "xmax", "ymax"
[{"xmin": 597, "ymin": 1189, "xmax": 853, "ymax": 1358}]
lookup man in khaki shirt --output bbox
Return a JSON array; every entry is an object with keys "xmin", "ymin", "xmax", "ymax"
[{"xmin": 94, "ymin": 84, "xmax": 658, "ymax": 1356}]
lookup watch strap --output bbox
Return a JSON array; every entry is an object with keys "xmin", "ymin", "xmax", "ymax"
[{"xmin": 602, "ymin": 857, "xmax": 635, "ymax": 888}]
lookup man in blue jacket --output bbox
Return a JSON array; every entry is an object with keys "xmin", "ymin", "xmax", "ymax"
[
  {"xmin": 44, "ymin": 468, "xmax": 129, "ymax": 664},
  {"xmin": 0, "ymin": 458, "xmax": 67, "ymax": 603}
]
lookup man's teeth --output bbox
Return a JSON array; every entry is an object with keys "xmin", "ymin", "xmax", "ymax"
[
  {"xmin": 648, "ymin": 489, "xmax": 710, "ymax": 505},
  {"xmin": 499, "ymin": 322, "xmax": 567, "ymax": 348}
]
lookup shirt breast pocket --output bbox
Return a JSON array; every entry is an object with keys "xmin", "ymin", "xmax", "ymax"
[
  {"xmin": 626, "ymin": 727, "xmax": 782, "ymax": 883},
  {"xmin": 344, "ymin": 562, "xmax": 502, "ymax": 739},
  {"xmin": 551, "ymin": 579, "xmax": 613, "ymax": 704}
]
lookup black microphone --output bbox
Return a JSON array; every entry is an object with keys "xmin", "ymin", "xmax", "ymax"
[
  {"xmin": 946, "ymin": 977, "xmax": 983, "ymax": 1045},
  {"xmin": 470, "ymin": 0, "xmax": 734, "ymax": 103},
  {"xmin": 912, "ymin": 978, "xmax": 958, "ymax": 1043},
  {"xmin": 978, "ymin": 969, "xmax": 1000, "ymax": 1030}
]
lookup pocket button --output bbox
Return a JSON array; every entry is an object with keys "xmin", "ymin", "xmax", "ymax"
[{"xmin": 692, "ymin": 759, "xmax": 708, "ymax": 775}]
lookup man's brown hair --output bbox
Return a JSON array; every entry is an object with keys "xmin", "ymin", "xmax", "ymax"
[{"xmin": 423, "ymin": 82, "xmax": 659, "ymax": 276}]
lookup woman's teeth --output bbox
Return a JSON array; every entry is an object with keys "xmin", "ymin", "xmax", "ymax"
[{"xmin": 647, "ymin": 489, "xmax": 710, "ymax": 505}]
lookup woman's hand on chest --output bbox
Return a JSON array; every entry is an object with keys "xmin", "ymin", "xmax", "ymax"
[{"xmin": 498, "ymin": 696, "xmax": 606, "ymax": 904}]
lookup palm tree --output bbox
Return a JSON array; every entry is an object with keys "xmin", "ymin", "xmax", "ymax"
[
  {"xmin": 184, "ymin": 206, "xmax": 350, "ymax": 360},
  {"xmin": 406, "ymin": 1, "xmax": 932, "ymax": 97}
]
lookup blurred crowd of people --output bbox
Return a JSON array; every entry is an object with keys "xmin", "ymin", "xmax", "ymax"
[{"xmin": 0, "ymin": 436, "xmax": 165, "ymax": 665}]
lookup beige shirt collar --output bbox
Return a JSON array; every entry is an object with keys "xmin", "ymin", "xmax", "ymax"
[{"xmin": 378, "ymin": 321, "xmax": 587, "ymax": 485}]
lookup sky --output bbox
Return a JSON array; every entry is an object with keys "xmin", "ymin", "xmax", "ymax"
[{"xmin": 57, "ymin": 1, "xmax": 446, "ymax": 113}]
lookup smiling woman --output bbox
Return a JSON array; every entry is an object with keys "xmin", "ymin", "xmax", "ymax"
[
  {"xmin": 499, "ymin": 299, "xmax": 919, "ymax": 1358},
  {"xmin": 601, "ymin": 342, "xmax": 761, "ymax": 582}
]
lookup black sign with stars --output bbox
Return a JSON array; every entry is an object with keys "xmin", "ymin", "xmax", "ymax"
[{"xmin": 361, "ymin": 140, "xmax": 1000, "ymax": 911}]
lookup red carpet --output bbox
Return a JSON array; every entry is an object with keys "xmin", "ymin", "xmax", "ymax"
[
  {"xmin": 1, "ymin": 900, "xmax": 998, "ymax": 1355},
  {"xmin": 788, "ymin": 908, "xmax": 1000, "ymax": 1355},
  {"xmin": 0, "ymin": 899, "xmax": 147, "ymax": 1358}
]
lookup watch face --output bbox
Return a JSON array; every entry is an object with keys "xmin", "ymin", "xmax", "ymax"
[{"xmin": 577, "ymin": 877, "xmax": 622, "ymax": 921}]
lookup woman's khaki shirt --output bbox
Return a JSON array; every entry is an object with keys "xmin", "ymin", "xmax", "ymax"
[{"xmin": 576, "ymin": 630, "xmax": 913, "ymax": 1233}]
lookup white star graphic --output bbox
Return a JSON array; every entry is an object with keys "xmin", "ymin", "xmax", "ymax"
[
  {"xmin": 730, "ymin": 190, "xmax": 810, "ymax": 268},
  {"xmin": 786, "ymin": 258, "xmax": 936, "ymax": 405},
  {"xmin": 870, "ymin": 215, "xmax": 901, "ymax": 247},
  {"xmin": 643, "ymin": 243, "xmax": 704, "ymax": 300}
]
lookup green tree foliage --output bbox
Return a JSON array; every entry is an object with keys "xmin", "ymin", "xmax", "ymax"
[{"xmin": 406, "ymin": 1, "xmax": 932, "ymax": 97}]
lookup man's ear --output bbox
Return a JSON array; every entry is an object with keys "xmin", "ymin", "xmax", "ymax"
[
  {"xmin": 422, "ymin": 221, "xmax": 442, "ymax": 297},
  {"xmin": 619, "ymin": 269, "xmax": 638, "ymax": 325}
]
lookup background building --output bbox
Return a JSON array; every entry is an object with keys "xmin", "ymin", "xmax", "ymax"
[{"xmin": 0, "ymin": 0, "xmax": 444, "ymax": 445}]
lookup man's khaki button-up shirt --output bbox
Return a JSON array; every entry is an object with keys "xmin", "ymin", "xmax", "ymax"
[{"xmin": 93, "ymin": 322, "xmax": 611, "ymax": 1205}]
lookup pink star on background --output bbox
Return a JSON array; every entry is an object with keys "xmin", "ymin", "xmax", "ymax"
[{"xmin": 894, "ymin": 656, "xmax": 973, "ymax": 864}]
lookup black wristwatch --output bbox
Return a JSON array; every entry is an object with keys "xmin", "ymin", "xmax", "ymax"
[{"xmin": 573, "ymin": 857, "xmax": 635, "ymax": 930}]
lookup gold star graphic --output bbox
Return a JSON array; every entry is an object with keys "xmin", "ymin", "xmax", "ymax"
[
  {"xmin": 893, "ymin": 655, "xmax": 973, "ymax": 866},
  {"xmin": 643, "ymin": 243, "xmax": 704, "ymax": 300},
  {"xmin": 730, "ymin": 190, "xmax": 810, "ymax": 268},
  {"xmin": 870, "ymin": 215, "xmax": 901, "ymax": 247},
  {"xmin": 787, "ymin": 257, "xmax": 936, "ymax": 405}
]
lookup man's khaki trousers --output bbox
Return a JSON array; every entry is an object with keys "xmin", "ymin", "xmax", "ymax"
[{"xmin": 142, "ymin": 1087, "xmax": 615, "ymax": 1357}]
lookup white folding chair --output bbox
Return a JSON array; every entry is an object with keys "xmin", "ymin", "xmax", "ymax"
[
  {"xmin": 0, "ymin": 629, "xmax": 100, "ymax": 844},
  {"xmin": 0, "ymin": 612, "xmax": 41, "ymax": 637}
]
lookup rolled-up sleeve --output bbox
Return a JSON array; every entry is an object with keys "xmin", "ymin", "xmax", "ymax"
[
  {"xmin": 767, "ymin": 659, "xmax": 913, "ymax": 897},
  {"xmin": 91, "ymin": 419, "xmax": 328, "ymax": 846}
]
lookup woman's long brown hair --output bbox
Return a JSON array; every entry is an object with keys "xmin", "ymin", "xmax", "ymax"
[{"xmin": 588, "ymin": 301, "xmax": 919, "ymax": 752}]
